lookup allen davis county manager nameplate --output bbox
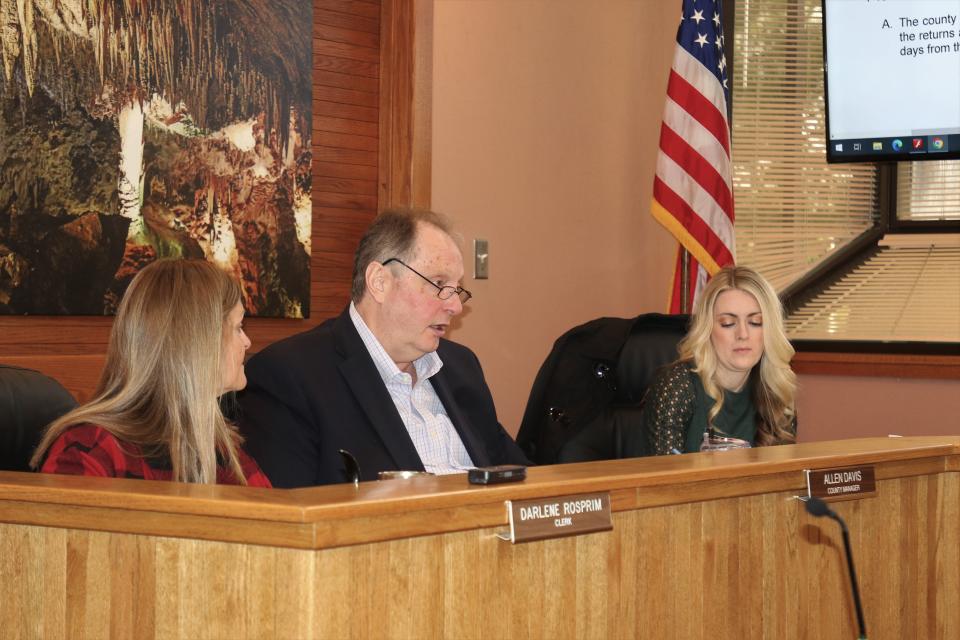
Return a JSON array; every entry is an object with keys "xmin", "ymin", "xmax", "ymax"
[
  {"xmin": 805, "ymin": 465, "xmax": 877, "ymax": 502},
  {"xmin": 503, "ymin": 492, "xmax": 613, "ymax": 544}
]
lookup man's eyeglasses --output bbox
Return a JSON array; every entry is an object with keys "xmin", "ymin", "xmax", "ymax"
[{"xmin": 382, "ymin": 258, "xmax": 472, "ymax": 304}]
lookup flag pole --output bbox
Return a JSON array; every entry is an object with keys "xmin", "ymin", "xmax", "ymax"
[{"xmin": 679, "ymin": 248, "xmax": 690, "ymax": 313}]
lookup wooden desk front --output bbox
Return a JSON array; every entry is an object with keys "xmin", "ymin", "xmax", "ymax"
[{"xmin": 0, "ymin": 437, "xmax": 957, "ymax": 639}]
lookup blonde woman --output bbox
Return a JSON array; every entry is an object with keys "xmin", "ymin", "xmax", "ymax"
[
  {"xmin": 31, "ymin": 259, "xmax": 270, "ymax": 486},
  {"xmin": 623, "ymin": 265, "xmax": 797, "ymax": 457}
]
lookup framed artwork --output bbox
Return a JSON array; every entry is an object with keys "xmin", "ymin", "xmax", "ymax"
[{"xmin": 0, "ymin": 0, "xmax": 312, "ymax": 317}]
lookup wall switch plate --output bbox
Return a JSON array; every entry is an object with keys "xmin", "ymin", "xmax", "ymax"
[{"xmin": 474, "ymin": 239, "xmax": 489, "ymax": 279}]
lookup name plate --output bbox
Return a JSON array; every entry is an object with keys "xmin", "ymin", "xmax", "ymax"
[
  {"xmin": 504, "ymin": 492, "xmax": 613, "ymax": 544},
  {"xmin": 806, "ymin": 465, "xmax": 877, "ymax": 501}
]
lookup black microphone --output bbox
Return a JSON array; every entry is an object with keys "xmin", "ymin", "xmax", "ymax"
[
  {"xmin": 338, "ymin": 449, "xmax": 361, "ymax": 486},
  {"xmin": 805, "ymin": 497, "xmax": 868, "ymax": 639}
]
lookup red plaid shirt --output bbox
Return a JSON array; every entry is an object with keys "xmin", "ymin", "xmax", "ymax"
[{"xmin": 40, "ymin": 424, "xmax": 272, "ymax": 487}]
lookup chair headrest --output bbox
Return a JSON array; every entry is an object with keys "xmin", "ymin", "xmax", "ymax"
[
  {"xmin": 614, "ymin": 313, "xmax": 690, "ymax": 404},
  {"xmin": 0, "ymin": 365, "xmax": 78, "ymax": 472}
]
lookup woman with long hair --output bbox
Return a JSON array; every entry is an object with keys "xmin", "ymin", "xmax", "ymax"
[
  {"xmin": 31, "ymin": 259, "xmax": 270, "ymax": 486},
  {"xmin": 623, "ymin": 265, "xmax": 797, "ymax": 456}
]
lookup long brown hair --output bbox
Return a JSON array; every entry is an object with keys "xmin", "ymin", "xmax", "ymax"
[
  {"xmin": 31, "ymin": 259, "xmax": 248, "ymax": 484},
  {"xmin": 677, "ymin": 265, "xmax": 797, "ymax": 445}
]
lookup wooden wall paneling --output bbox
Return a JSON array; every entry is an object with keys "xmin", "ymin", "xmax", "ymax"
[
  {"xmin": 314, "ymin": 98, "xmax": 378, "ymax": 123},
  {"xmin": 792, "ymin": 351, "xmax": 960, "ymax": 379},
  {"xmin": 576, "ymin": 530, "xmax": 614, "ymax": 637},
  {"xmin": 937, "ymin": 470, "xmax": 960, "ymax": 639},
  {"xmin": 0, "ymin": 318, "xmax": 113, "ymax": 355},
  {"xmin": 440, "ymin": 528, "xmax": 482, "ymax": 637},
  {"xmin": 409, "ymin": 0, "xmax": 434, "ymax": 209},
  {"xmin": 379, "ymin": 0, "xmax": 432, "ymax": 211},
  {"xmin": 762, "ymin": 490, "xmax": 802, "ymax": 639},
  {"xmin": 5, "ymin": 525, "xmax": 317, "ymax": 639},
  {"xmin": 319, "ymin": 0, "xmax": 380, "ymax": 20},
  {"xmin": 2, "ymin": 354, "xmax": 106, "ymax": 403},
  {"xmin": 316, "ymin": 24, "xmax": 380, "ymax": 50},
  {"xmin": 0, "ymin": 525, "xmax": 26, "ymax": 634},
  {"xmin": 315, "ymin": 8, "xmax": 380, "ymax": 35},
  {"xmin": 314, "ymin": 37, "xmax": 381, "ymax": 64},
  {"xmin": 0, "ymin": 0, "xmax": 389, "ymax": 402}
]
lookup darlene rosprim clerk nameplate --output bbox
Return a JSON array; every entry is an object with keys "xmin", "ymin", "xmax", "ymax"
[
  {"xmin": 806, "ymin": 465, "xmax": 877, "ymax": 502},
  {"xmin": 504, "ymin": 492, "xmax": 612, "ymax": 544}
]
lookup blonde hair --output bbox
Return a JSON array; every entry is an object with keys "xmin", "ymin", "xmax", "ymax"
[
  {"xmin": 677, "ymin": 265, "xmax": 797, "ymax": 445},
  {"xmin": 31, "ymin": 259, "xmax": 248, "ymax": 484}
]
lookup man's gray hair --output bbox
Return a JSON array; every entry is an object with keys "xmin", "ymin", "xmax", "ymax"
[{"xmin": 351, "ymin": 209, "xmax": 455, "ymax": 302}]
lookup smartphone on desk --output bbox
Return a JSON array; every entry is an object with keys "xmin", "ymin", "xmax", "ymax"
[{"xmin": 468, "ymin": 464, "xmax": 527, "ymax": 485}]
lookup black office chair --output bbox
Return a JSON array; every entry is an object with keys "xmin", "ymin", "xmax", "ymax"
[
  {"xmin": 0, "ymin": 365, "xmax": 78, "ymax": 471},
  {"xmin": 516, "ymin": 313, "xmax": 689, "ymax": 465}
]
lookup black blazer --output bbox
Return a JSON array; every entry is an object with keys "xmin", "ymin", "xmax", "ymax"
[{"xmin": 238, "ymin": 307, "xmax": 528, "ymax": 487}]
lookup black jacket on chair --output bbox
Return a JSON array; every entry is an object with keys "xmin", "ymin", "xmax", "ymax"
[{"xmin": 516, "ymin": 313, "xmax": 689, "ymax": 465}]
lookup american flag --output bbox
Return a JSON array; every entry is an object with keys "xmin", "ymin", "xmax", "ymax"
[{"xmin": 651, "ymin": 0, "xmax": 735, "ymax": 313}]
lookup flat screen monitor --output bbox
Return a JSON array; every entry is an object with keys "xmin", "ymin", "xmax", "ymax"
[{"xmin": 822, "ymin": 0, "xmax": 960, "ymax": 163}]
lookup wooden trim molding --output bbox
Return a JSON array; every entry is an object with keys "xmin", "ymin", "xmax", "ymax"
[
  {"xmin": 1, "ymin": 436, "xmax": 956, "ymax": 549},
  {"xmin": 378, "ymin": 0, "xmax": 433, "ymax": 211},
  {"xmin": 792, "ymin": 351, "xmax": 960, "ymax": 379},
  {"xmin": 1, "ymin": 354, "xmax": 106, "ymax": 403}
]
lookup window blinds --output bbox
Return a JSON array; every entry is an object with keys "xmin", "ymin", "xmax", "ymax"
[
  {"xmin": 785, "ymin": 235, "xmax": 960, "ymax": 342},
  {"xmin": 896, "ymin": 160, "xmax": 960, "ymax": 222},
  {"xmin": 731, "ymin": 0, "xmax": 881, "ymax": 292}
]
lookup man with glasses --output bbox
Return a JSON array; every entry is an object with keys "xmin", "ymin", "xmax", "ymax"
[{"xmin": 239, "ymin": 209, "xmax": 528, "ymax": 487}]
